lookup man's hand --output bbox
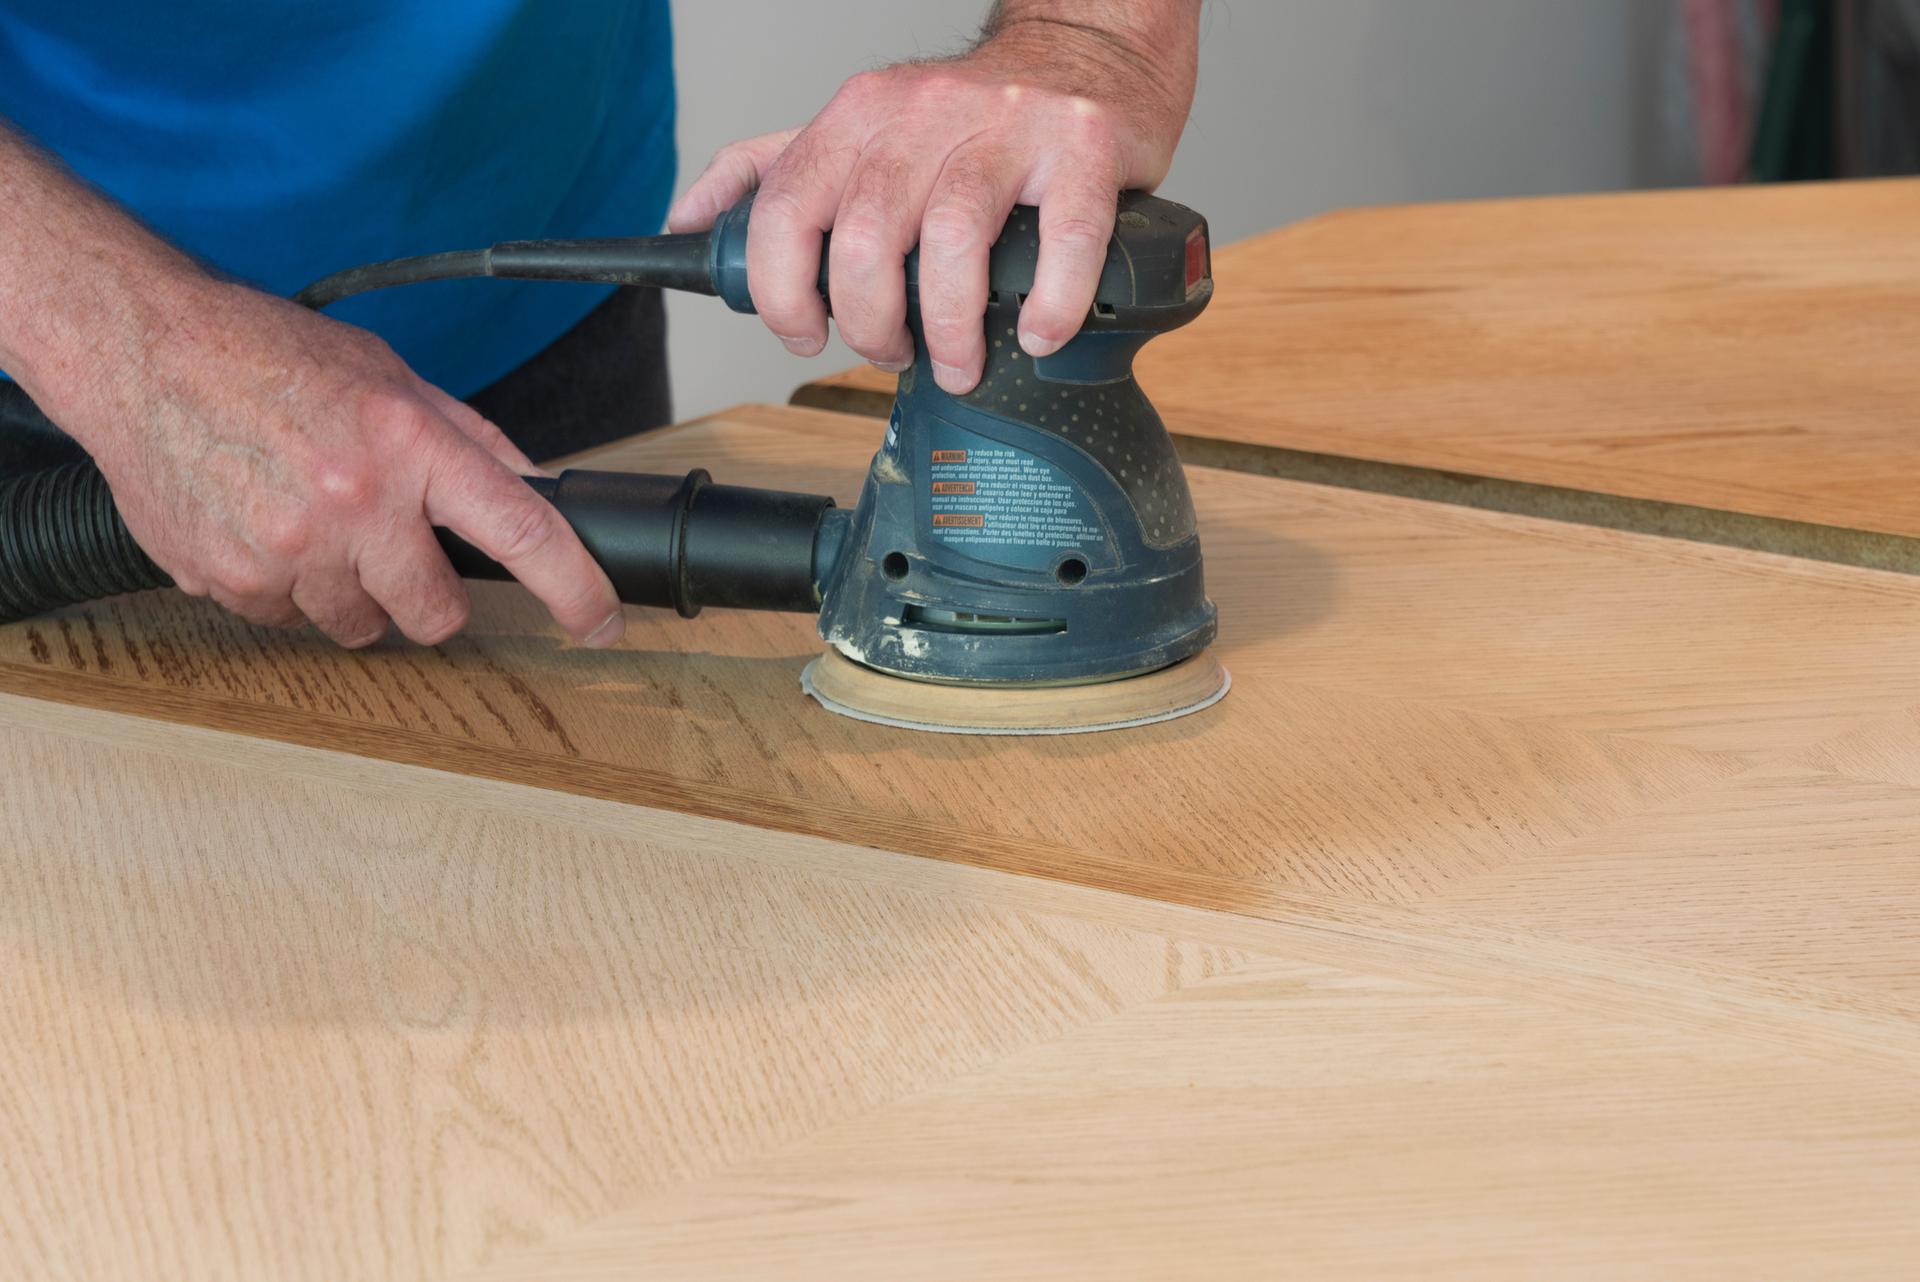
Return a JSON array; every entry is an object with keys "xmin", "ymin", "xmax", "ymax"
[
  {"xmin": 667, "ymin": 1, "xmax": 1201, "ymax": 395},
  {"xmin": 50, "ymin": 281, "xmax": 625, "ymax": 648},
  {"xmin": 0, "ymin": 125, "xmax": 623, "ymax": 650}
]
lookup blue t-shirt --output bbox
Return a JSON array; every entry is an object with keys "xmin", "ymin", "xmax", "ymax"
[{"xmin": 0, "ymin": 1, "xmax": 675, "ymax": 396}]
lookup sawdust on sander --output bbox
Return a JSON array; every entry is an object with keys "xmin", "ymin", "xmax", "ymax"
[{"xmin": 801, "ymin": 648, "xmax": 1230, "ymax": 736}]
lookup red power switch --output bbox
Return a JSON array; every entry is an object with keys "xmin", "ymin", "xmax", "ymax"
[{"xmin": 1183, "ymin": 225, "xmax": 1210, "ymax": 297}]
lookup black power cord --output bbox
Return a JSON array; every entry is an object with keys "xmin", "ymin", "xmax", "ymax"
[{"xmin": 295, "ymin": 234, "xmax": 716, "ymax": 308}]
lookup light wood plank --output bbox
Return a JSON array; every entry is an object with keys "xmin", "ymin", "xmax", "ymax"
[
  {"xmin": 9, "ymin": 405, "xmax": 1920, "ymax": 1011},
  {"xmin": 1438, "ymin": 761, "xmax": 1920, "ymax": 1000},
  {"xmin": 797, "ymin": 180, "xmax": 1920, "ymax": 549},
  {"xmin": 0, "ymin": 696, "xmax": 1251, "ymax": 1281},
  {"xmin": 465, "ymin": 955, "xmax": 1920, "ymax": 1282},
  {"xmin": 10, "ymin": 696, "xmax": 1920, "ymax": 1281}
]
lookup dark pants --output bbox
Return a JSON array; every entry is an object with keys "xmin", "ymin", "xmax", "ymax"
[{"xmin": 0, "ymin": 285, "xmax": 671, "ymax": 473}]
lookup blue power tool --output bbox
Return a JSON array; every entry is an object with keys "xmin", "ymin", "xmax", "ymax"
[{"xmin": 0, "ymin": 193, "xmax": 1222, "ymax": 724}]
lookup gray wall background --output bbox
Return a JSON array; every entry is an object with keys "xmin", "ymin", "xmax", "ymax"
[{"xmin": 666, "ymin": 0, "xmax": 1666, "ymax": 420}]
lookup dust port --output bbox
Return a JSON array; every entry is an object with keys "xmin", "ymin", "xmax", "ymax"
[
  {"xmin": 881, "ymin": 551, "xmax": 910, "ymax": 581},
  {"xmin": 1055, "ymin": 557, "xmax": 1088, "ymax": 586},
  {"xmin": 902, "ymin": 605, "xmax": 1065, "ymax": 636}
]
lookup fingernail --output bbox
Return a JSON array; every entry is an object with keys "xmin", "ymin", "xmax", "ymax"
[
  {"xmin": 778, "ymin": 333, "xmax": 825, "ymax": 357},
  {"xmin": 582, "ymin": 610, "xmax": 624, "ymax": 650},
  {"xmin": 871, "ymin": 357, "xmax": 912, "ymax": 374},
  {"xmin": 932, "ymin": 360, "xmax": 977, "ymax": 394},
  {"xmin": 1018, "ymin": 328, "xmax": 1062, "ymax": 359}
]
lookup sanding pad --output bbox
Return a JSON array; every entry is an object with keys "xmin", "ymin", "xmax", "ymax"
[{"xmin": 800, "ymin": 648, "xmax": 1230, "ymax": 736}]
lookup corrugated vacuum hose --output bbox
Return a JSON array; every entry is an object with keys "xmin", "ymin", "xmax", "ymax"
[{"xmin": 0, "ymin": 460, "xmax": 171, "ymax": 625}]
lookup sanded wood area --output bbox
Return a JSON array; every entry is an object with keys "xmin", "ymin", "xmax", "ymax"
[
  {"xmin": 6, "ymin": 697, "xmax": 1919, "ymax": 1280},
  {"xmin": 794, "ymin": 180, "xmax": 1920, "ymax": 548},
  {"xmin": 9, "ymin": 402, "xmax": 1920, "ymax": 1032}
]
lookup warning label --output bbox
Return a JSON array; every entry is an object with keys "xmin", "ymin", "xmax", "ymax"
[{"xmin": 926, "ymin": 425, "xmax": 1104, "ymax": 569}]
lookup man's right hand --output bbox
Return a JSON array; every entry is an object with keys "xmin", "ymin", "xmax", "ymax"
[{"xmin": 36, "ymin": 277, "xmax": 626, "ymax": 650}]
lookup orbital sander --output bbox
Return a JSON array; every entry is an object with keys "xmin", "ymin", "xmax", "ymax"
[{"xmin": 0, "ymin": 192, "xmax": 1225, "ymax": 734}]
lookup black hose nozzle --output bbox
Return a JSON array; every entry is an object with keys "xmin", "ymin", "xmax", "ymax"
[
  {"xmin": 437, "ymin": 468, "xmax": 835, "ymax": 616},
  {"xmin": 0, "ymin": 460, "xmax": 834, "ymax": 627}
]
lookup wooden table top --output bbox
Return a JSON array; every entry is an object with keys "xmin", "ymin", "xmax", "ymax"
[
  {"xmin": 6, "ymin": 402, "xmax": 1920, "ymax": 1277},
  {"xmin": 795, "ymin": 180, "xmax": 1920, "ymax": 558}
]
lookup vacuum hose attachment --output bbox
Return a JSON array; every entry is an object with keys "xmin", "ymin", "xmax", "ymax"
[
  {"xmin": 0, "ymin": 462, "xmax": 172, "ymax": 625},
  {"xmin": 439, "ymin": 468, "xmax": 835, "ymax": 617},
  {"xmin": 0, "ymin": 462, "xmax": 834, "ymax": 625}
]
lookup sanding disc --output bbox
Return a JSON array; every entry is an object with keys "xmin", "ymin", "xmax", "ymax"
[{"xmin": 800, "ymin": 648, "xmax": 1230, "ymax": 736}]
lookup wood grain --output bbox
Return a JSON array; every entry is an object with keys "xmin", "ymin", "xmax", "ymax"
[
  {"xmin": 471, "ymin": 957, "xmax": 1920, "ymax": 1281},
  {"xmin": 10, "ymin": 403, "xmax": 1920, "ymax": 1026},
  {"xmin": 795, "ymin": 180, "xmax": 1920, "ymax": 545},
  {"xmin": 9, "ymin": 696, "xmax": 1920, "ymax": 1281},
  {"xmin": 0, "ymin": 695, "xmax": 1250, "ymax": 1281},
  {"xmin": 13, "ymin": 399, "xmax": 1920, "ymax": 1276}
]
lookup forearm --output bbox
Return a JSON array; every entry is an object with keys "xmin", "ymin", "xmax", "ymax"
[
  {"xmin": 979, "ymin": 0, "xmax": 1202, "ymax": 131},
  {"xmin": 0, "ymin": 120, "xmax": 210, "ymax": 429}
]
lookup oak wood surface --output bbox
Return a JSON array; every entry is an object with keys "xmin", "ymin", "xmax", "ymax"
[
  {"xmin": 8, "ymin": 696, "xmax": 1919, "ymax": 1281},
  {"xmin": 0, "ymin": 696, "xmax": 1246, "ymax": 1280},
  {"xmin": 794, "ymin": 180, "xmax": 1920, "ymax": 540},
  {"xmin": 11, "ymin": 403, "xmax": 1920, "ymax": 1275},
  {"xmin": 9, "ymin": 402, "xmax": 1920, "ymax": 1028},
  {"xmin": 474, "ymin": 959, "xmax": 1920, "ymax": 1282}
]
